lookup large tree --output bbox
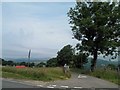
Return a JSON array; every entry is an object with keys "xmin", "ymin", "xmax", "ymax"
[
  {"xmin": 68, "ymin": 2, "xmax": 120, "ymax": 71},
  {"xmin": 57, "ymin": 45, "xmax": 74, "ymax": 66},
  {"xmin": 72, "ymin": 52, "xmax": 88, "ymax": 68},
  {"xmin": 47, "ymin": 58, "xmax": 58, "ymax": 67}
]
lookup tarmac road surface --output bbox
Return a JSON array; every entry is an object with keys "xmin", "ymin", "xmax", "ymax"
[{"xmin": 1, "ymin": 73, "xmax": 119, "ymax": 89}]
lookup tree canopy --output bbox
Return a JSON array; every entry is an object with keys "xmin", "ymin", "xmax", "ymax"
[
  {"xmin": 47, "ymin": 58, "xmax": 58, "ymax": 67},
  {"xmin": 56, "ymin": 44, "xmax": 88, "ymax": 68},
  {"xmin": 68, "ymin": 2, "xmax": 120, "ymax": 71},
  {"xmin": 72, "ymin": 53, "xmax": 88, "ymax": 68},
  {"xmin": 57, "ymin": 45, "xmax": 73, "ymax": 66}
]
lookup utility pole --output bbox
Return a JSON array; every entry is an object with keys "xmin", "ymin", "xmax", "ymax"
[
  {"xmin": 118, "ymin": 47, "xmax": 120, "ymax": 61},
  {"xmin": 28, "ymin": 49, "xmax": 31, "ymax": 67}
]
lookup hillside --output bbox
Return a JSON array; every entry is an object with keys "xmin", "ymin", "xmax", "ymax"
[
  {"xmin": 84, "ymin": 58, "xmax": 118, "ymax": 69},
  {"xmin": 3, "ymin": 58, "xmax": 48, "ymax": 63}
]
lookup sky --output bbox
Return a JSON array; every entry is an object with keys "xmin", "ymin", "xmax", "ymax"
[
  {"xmin": 0, "ymin": 2, "xmax": 2, "ymax": 59},
  {"xmin": 2, "ymin": 2, "xmax": 79, "ymax": 59},
  {"xmin": 1, "ymin": 1, "xmax": 118, "ymax": 61}
]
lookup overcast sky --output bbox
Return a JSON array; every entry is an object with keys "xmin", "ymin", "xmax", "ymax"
[
  {"xmin": 1, "ymin": 1, "xmax": 118, "ymax": 61},
  {"xmin": 2, "ymin": 2, "xmax": 79, "ymax": 59}
]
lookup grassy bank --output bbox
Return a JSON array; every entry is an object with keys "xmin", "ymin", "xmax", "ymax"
[
  {"xmin": 2, "ymin": 66, "xmax": 71, "ymax": 81},
  {"xmin": 88, "ymin": 69, "xmax": 120, "ymax": 85},
  {"xmin": 71, "ymin": 68, "xmax": 120, "ymax": 85}
]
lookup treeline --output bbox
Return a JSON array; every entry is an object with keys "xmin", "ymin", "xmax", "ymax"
[
  {"xmin": 1, "ymin": 58, "xmax": 47, "ymax": 68},
  {"xmin": 1, "ymin": 58, "xmax": 35, "ymax": 67},
  {"xmin": 1, "ymin": 44, "xmax": 119, "ymax": 70},
  {"xmin": 0, "ymin": 45, "xmax": 88, "ymax": 68},
  {"xmin": 47, "ymin": 45, "xmax": 88, "ymax": 68}
]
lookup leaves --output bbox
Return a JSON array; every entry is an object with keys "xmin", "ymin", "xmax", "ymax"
[{"xmin": 68, "ymin": 2, "xmax": 120, "ymax": 57}]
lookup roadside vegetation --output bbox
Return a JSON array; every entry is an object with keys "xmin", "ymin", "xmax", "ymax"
[
  {"xmin": 88, "ymin": 69, "xmax": 120, "ymax": 85},
  {"xmin": 71, "ymin": 68, "xmax": 120, "ymax": 85},
  {"xmin": 2, "ymin": 66, "xmax": 71, "ymax": 81}
]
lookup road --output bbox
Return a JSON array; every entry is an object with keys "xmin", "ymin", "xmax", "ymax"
[
  {"xmin": 2, "ymin": 79, "xmax": 38, "ymax": 88},
  {"xmin": 43, "ymin": 73, "xmax": 119, "ymax": 88},
  {"xmin": 1, "ymin": 73, "xmax": 119, "ymax": 89}
]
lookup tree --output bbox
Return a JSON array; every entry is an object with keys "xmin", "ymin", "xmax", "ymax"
[
  {"xmin": 36, "ymin": 62, "xmax": 46, "ymax": 67},
  {"xmin": 73, "ymin": 53, "xmax": 88, "ymax": 68},
  {"xmin": 29, "ymin": 62, "xmax": 35, "ymax": 67},
  {"xmin": 47, "ymin": 58, "xmax": 58, "ymax": 67},
  {"xmin": 1, "ymin": 59, "xmax": 7, "ymax": 66},
  {"xmin": 107, "ymin": 64, "xmax": 116, "ymax": 70},
  {"xmin": 19, "ymin": 62, "xmax": 28, "ymax": 66},
  {"xmin": 68, "ymin": 2, "xmax": 120, "ymax": 71},
  {"xmin": 57, "ymin": 45, "xmax": 74, "ymax": 66},
  {"xmin": 7, "ymin": 61, "xmax": 14, "ymax": 66}
]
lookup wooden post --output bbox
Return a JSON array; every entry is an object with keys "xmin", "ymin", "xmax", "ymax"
[{"xmin": 28, "ymin": 49, "xmax": 31, "ymax": 67}]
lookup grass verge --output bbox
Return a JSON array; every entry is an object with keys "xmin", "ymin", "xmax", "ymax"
[
  {"xmin": 71, "ymin": 68, "xmax": 120, "ymax": 85},
  {"xmin": 88, "ymin": 69, "xmax": 120, "ymax": 85},
  {"xmin": 2, "ymin": 66, "xmax": 71, "ymax": 81}
]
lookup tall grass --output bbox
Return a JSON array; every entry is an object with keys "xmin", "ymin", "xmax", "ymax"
[
  {"xmin": 88, "ymin": 69, "xmax": 120, "ymax": 85},
  {"xmin": 2, "ymin": 66, "xmax": 71, "ymax": 81},
  {"xmin": 70, "ymin": 68, "xmax": 120, "ymax": 85}
]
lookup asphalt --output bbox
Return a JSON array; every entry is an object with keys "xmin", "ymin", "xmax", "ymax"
[
  {"xmin": 2, "ymin": 79, "xmax": 38, "ymax": 88},
  {"xmin": 1, "ymin": 73, "xmax": 119, "ymax": 89},
  {"xmin": 44, "ymin": 73, "xmax": 119, "ymax": 88}
]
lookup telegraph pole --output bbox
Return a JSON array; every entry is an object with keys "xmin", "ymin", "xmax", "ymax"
[{"xmin": 28, "ymin": 49, "xmax": 31, "ymax": 67}]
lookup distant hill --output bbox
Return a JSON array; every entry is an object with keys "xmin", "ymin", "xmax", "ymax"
[
  {"xmin": 2, "ymin": 57, "xmax": 118, "ymax": 68},
  {"xmin": 84, "ymin": 58, "xmax": 118, "ymax": 69},
  {"xmin": 3, "ymin": 58, "xmax": 49, "ymax": 63}
]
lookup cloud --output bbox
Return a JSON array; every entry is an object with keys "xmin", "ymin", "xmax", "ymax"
[
  {"xmin": 0, "ymin": 3, "xmax": 2, "ymax": 58},
  {"xmin": 2, "ymin": 0, "xmax": 75, "ymax": 2},
  {"xmin": 2, "ymin": 2, "xmax": 78, "ymax": 58}
]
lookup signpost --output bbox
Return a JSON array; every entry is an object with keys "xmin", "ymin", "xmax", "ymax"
[{"xmin": 28, "ymin": 49, "xmax": 31, "ymax": 67}]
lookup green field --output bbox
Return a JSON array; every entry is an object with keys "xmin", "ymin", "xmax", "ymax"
[{"xmin": 2, "ymin": 66, "xmax": 71, "ymax": 81}]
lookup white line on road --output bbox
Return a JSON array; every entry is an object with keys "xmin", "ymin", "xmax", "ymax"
[
  {"xmin": 74, "ymin": 86, "xmax": 82, "ymax": 88},
  {"xmin": 60, "ymin": 85, "xmax": 69, "ymax": 88},
  {"xmin": 78, "ymin": 75, "xmax": 87, "ymax": 78},
  {"xmin": 47, "ymin": 86, "xmax": 54, "ymax": 88},
  {"xmin": 37, "ymin": 85, "xmax": 43, "ymax": 87},
  {"xmin": 51, "ymin": 85, "xmax": 56, "ymax": 87}
]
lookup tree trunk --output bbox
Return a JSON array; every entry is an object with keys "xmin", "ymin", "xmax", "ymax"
[{"xmin": 91, "ymin": 49, "xmax": 98, "ymax": 72}]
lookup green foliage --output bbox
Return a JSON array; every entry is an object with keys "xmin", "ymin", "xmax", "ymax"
[
  {"xmin": 57, "ymin": 45, "xmax": 74, "ymax": 66},
  {"xmin": 2, "ymin": 66, "xmax": 71, "ymax": 81},
  {"xmin": 19, "ymin": 62, "xmax": 28, "ymax": 66},
  {"xmin": 68, "ymin": 2, "xmax": 120, "ymax": 71},
  {"xmin": 107, "ymin": 64, "xmax": 116, "ymax": 70},
  {"xmin": 29, "ymin": 62, "xmax": 35, "ymax": 67},
  {"xmin": 1, "ymin": 58, "xmax": 35, "ymax": 67},
  {"xmin": 47, "ymin": 58, "xmax": 58, "ymax": 67},
  {"xmin": 56, "ymin": 44, "xmax": 88, "ymax": 68},
  {"xmin": 36, "ymin": 62, "xmax": 46, "ymax": 67},
  {"xmin": 2, "ymin": 59, "xmax": 15, "ymax": 66},
  {"xmin": 88, "ymin": 69, "xmax": 120, "ymax": 85},
  {"xmin": 71, "ymin": 68, "xmax": 120, "ymax": 85},
  {"xmin": 72, "ymin": 53, "xmax": 88, "ymax": 68}
]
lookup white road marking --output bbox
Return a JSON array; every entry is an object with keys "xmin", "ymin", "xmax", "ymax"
[
  {"xmin": 51, "ymin": 85, "xmax": 56, "ymax": 87},
  {"xmin": 78, "ymin": 75, "xmax": 81, "ymax": 78},
  {"xmin": 78, "ymin": 74, "xmax": 87, "ymax": 78},
  {"xmin": 81, "ymin": 76, "xmax": 87, "ymax": 78},
  {"xmin": 74, "ymin": 86, "xmax": 82, "ymax": 88},
  {"xmin": 37, "ymin": 85, "xmax": 43, "ymax": 87},
  {"xmin": 60, "ymin": 85, "xmax": 69, "ymax": 88},
  {"xmin": 47, "ymin": 86, "xmax": 54, "ymax": 88}
]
